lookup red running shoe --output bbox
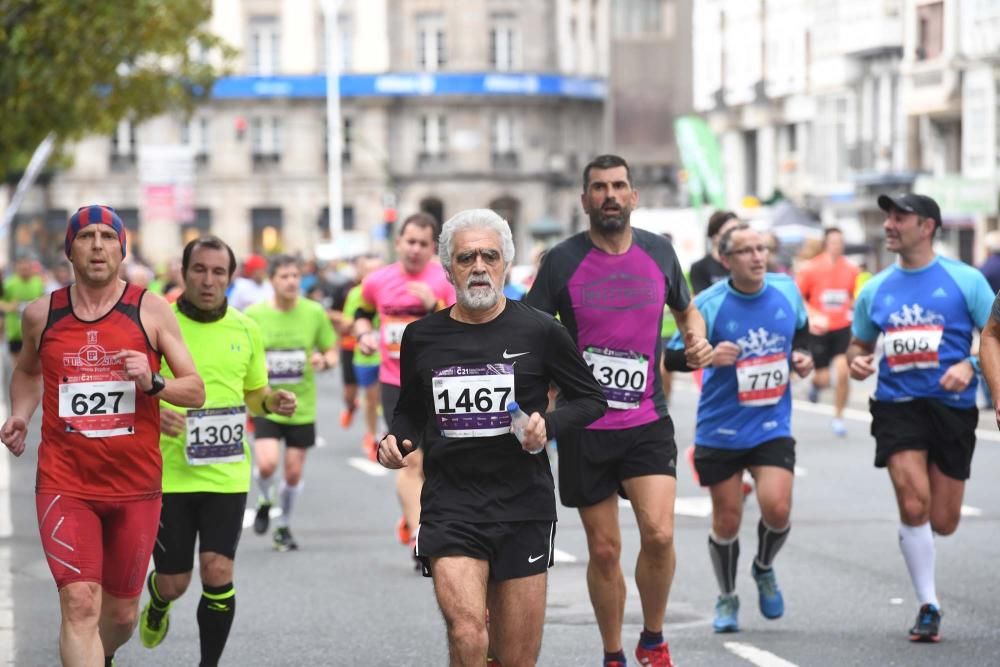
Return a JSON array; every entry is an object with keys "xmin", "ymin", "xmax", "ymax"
[
  {"xmin": 362, "ymin": 432, "xmax": 377, "ymax": 461},
  {"xmin": 396, "ymin": 517, "xmax": 412, "ymax": 545},
  {"xmin": 635, "ymin": 641, "xmax": 675, "ymax": 667}
]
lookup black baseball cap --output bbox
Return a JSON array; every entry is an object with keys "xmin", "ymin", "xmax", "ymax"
[{"xmin": 877, "ymin": 193, "xmax": 942, "ymax": 228}]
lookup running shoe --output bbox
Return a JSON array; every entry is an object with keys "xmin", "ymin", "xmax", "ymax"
[
  {"xmin": 831, "ymin": 418, "xmax": 847, "ymax": 438},
  {"xmin": 807, "ymin": 384, "xmax": 820, "ymax": 403},
  {"xmin": 253, "ymin": 502, "xmax": 272, "ymax": 535},
  {"xmin": 273, "ymin": 526, "xmax": 299, "ymax": 551},
  {"xmin": 363, "ymin": 432, "xmax": 377, "ymax": 461},
  {"xmin": 340, "ymin": 405, "xmax": 356, "ymax": 428},
  {"xmin": 397, "ymin": 516, "xmax": 412, "ymax": 545},
  {"xmin": 713, "ymin": 594, "xmax": 740, "ymax": 633},
  {"xmin": 486, "ymin": 656, "xmax": 501, "ymax": 667},
  {"xmin": 139, "ymin": 599, "xmax": 170, "ymax": 649},
  {"xmin": 635, "ymin": 640, "xmax": 675, "ymax": 666},
  {"xmin": 909, "ymin": 603, "xmax": 942, "ymax": 643},
  {"xmin": 751, "ymin": 562, "xmax": 784, "ymax": 619}
]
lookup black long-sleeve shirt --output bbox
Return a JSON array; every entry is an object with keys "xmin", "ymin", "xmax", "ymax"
[{"xmin": 391, "ymin": 299, "xmax": 607, "ymax": 523}]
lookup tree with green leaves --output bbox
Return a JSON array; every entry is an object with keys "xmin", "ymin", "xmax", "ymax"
[{"xmin": 0, "ymin": 0, "xmax": 234, "ymax": 181}]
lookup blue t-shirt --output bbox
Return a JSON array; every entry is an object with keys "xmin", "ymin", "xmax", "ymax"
[
  {"xmin": 694, "ymin": 274, "xmax": 808, "ymax": 450},
  {"xmin": 852, "ymin": 256, "xmax": 993, "ymax": 408}
]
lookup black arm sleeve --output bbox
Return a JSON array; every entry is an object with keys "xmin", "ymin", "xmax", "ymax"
[
  {"xmin": 663, "ymin": 347, "xmax": 693, "ymax": 373},
  {"xmin": 689, "ymin": 260, "xmax": 710, "ymax": 295},
  {"xmin": 541, "ymin": 320, "xmax": 607, "ymax": 439},
  {"xmin": 353, "ymin": 305, "xmax": 375, "ymax": 322},
  {"xmin": 523, "ymin": 252, "xmax": 557, "ymax": 315},
  {"xmin": 793, "ymin": 321, "xmax": 810, "ymax": 351},
  {"xmin": 388, "ymin": 327, "xmax": 427, "ymax": 455}
]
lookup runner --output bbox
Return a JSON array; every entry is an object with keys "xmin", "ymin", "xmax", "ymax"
[
  {"xmin": 674, "ymin": 223, "xmax": 812, "ymax": 633},
  {"xmin": 341, "ymin": 256, "xmax": 384, "ymax": 459},
  {"xmin": 525, "ymin": 154, "xmax": 713, "ymax": 667},
  {"xmin": 796, "ymin": 227, "xmax": 860, "ymax": 436},
  {"xmin": 353, "ymin": 212, "xmax": 456, "ymax": 562},
  {"xmin": 328, "ymin": 259, "xmax": 362, "ymax": 431},
  {"xmin": 1, "ymin": 205, "xmax": 204, "ymax": 667},
  {"xmin": 137, "ymin": 236, "xmax": 296, "ymax": 665},
  {"xmin": 246, "ymin": 255, "xmax": 338, "ymax": 551},
  {"xmin": 689, "ymin": 210, "xmax": 739, "ymax": 295},
  {"xmin": 1, "ymin": 251, "xmax": 46, "ymax": 360},
  {"xmin": 847, "ymin": 193, "xmax": 993, "ymax": 643},
  {"xmin": 378, "ymin": 208, "xmax": 606, "ymax": 665},
  {"xmin": 228, "ymin": 254, "xmax": 273, "ymax": 311}
]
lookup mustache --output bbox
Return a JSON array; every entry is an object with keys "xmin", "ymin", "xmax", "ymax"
[{"xmin": 465, "ymin": 272, "xmax": 494, "ymax": 289}]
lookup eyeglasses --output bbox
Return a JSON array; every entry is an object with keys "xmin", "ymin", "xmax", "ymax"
[
  {"xmin": 725, "ymin": 244, "xmax": 770, "ymax": 257},
  {"xmin": 454, "ymin": 248, "xmax": 502, "ymax": 267}
]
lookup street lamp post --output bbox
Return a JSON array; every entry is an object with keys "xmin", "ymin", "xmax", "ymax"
[{"xmin": 321, "ymin": 0, "xmax": 344, "ymax": 236}]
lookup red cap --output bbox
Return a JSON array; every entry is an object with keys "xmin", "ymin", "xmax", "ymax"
[{"xmin": 244, "ymin": 254, "xmax": 267, "ymax": 274}]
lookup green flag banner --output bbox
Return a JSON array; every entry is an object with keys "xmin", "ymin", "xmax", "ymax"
[{"xmin": 674, "ymin": 116, "xmax": 726, "ymax": 210}]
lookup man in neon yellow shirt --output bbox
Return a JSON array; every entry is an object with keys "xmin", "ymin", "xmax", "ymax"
[
  {"xmin": 138, "ymin": 236, "xmax": 296, "ymax": 666},
  {"xmin": 246, "ymin": 255, "xmax": 338, "ymax": 551},
  {"xmin": 1, "ymin": 253, "xmax": 45, "ymax": 358}
]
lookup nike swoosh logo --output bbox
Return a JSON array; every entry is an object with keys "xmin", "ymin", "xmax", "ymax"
[
  {"xmin": 528, "ymin": 554, "xmax": 545, "ymax": 563},
  {"xmin": 503, "ymin": 350, "xmax": 530, "ymax": 359}
]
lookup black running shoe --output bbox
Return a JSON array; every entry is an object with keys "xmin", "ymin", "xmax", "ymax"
[
  {"xmin": 273, "ymin": 526, "xmax": 298, "ymax": 552},
  {"xmin": 909, "ymin": 603, "xmax": 942, "ymax": 642},
  {"xmin": 253, "ymin": 502, "xmax": 271, "ymax": 535}
]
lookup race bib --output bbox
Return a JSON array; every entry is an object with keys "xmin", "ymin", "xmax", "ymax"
[
  {"xmin": 266, "ymin": 349, "xmax": 307, "ymax": 384},
  {"xmin": 820, "ymin": 289, "xmax": 849, "ymax": 310},
  {"xmin": 58, "ymin": 380, "xmax": 136, "ymax": 438},
  {"xmin": 382, "ymin": 316, "xmax": 416, "ymax": 359},
  {"xmin": 582, "ymin": 347, "xmax": 648, "ymax": 410},
  {"xmin": 185, "ymin": 406, "xmax": 247, "ymax": 465},
  {"xmin": 736, "ymin": 353, "xmax": 789, "ymax": 406},
  {"xmin": 884, "ymin": 325, "xmax": 943, "ymax": 372},
  {"xmin": 432, "ymin": 364, "xmax": 515, "ymax": 437}
]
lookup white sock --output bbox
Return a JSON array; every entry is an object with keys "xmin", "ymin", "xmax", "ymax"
[
  {"xmin": 277, "ymin": 481, "xmax": 303, "ymax": 529},
  {"xmin": 254, "ymin": 468, "xmax": 274, "ymax": 505},
  {"xmin": 899, "ymin": 522, "xmax": 939, "ymax": 608}
]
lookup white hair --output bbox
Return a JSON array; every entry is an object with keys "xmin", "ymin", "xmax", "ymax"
[{"xmin": 439, "ymin": 209, "xmax": 515, "ymax": 272}]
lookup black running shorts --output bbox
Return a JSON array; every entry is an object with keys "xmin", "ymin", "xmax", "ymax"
[
  {"xmin": 153, "ymin": 492, "xmax": 247, "ymax": 574},
  {"xmin": 415, "ymin": 520, "xmax": 556, "ymax": 581},
  {"xmin": 340, "ymin": 348, "xmax": 357, "ymax": 385},
  {"xmin": 557, "ymin": 417, "xmax": 678, "ymax": 508},
  {"xmin": 693, "ymin": 437, "xmax": 796, "ymax": 487},
  {"xmin": 251, "ymin": 418, "xmax": 317, "ymax": 449},
  {"xmin": 808, "ymin": 326, "xmax": 851, "ymax": 369},
  {"xmin": 870, "ymin": 398, "xmax": 977, "ymax": 481}
]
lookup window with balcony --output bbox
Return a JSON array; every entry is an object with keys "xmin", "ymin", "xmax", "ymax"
[
  {"xmin": 916, "ymin": 2, "xmax": 943, "ymax": 61},
  {"xmin": 110, "ymin": 120, "xmax": 136, "ymax": 171},
  {"xmin": 180, "ymin": 117, "xmax": 210, "ymax": 165},
  {"xmin": 249, "ymin": 16, "xmax": 280, "ymax": 75},
  {"xmin": 419, "ymin": 114, "xmax": 448, "ymax": 165},
  {"xmin": 489, "ymin": 15, "xmax": 518, "ymax": 71},
  {"xmin": 491, "ymin": 114, "xmax": 519, "ymax": 169},
  {"xmin": 417, "ymin": 14, "xmax": 446, "ymax": 71},
  {"xmin": 251, "ymin": 116, "xmax": 282, "ymax": 169}
]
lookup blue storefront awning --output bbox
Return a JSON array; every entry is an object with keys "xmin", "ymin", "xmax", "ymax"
[{"xmin": 210, "ymin": 72, "xmax": 607, "ymax": 100}]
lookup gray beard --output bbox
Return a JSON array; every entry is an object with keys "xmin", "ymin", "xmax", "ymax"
[{"xmin": 456, "ymin": 285, "xmax": 500, "ymax": 310}]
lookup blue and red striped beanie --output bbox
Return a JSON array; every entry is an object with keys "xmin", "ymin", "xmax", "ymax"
[{"xmin": 65, "ymin": 205, "xmax": 127, "ymax": 259}]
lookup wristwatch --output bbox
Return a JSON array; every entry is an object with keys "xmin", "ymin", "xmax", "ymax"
[{"xmin": 145, "ymin": 371, "xmax": 166, "ymax": 396}]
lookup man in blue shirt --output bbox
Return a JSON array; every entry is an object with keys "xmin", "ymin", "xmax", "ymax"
[
  {"xmin": 848, "ymin": 193, "xmax": 993, "ymax": 643},
  {"xmin": 676, "ymin": 223, "xmax": 812, "ymax": 633}
]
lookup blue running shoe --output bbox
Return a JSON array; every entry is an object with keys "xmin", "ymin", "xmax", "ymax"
[
  {"xmin": 713, "ymin": 595, "xmax": 739, "ymax": 633},
  {"xmin": 751, "ymin": 562, "xmax": 784, "ymax": 619},
  {"xmin": 909, "ymin": 603, "xmax": 942, "ymax": 642}
]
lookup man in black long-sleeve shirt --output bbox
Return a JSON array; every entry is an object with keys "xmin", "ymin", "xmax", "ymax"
[{"xmin": 378, "ymin": 209, "xmax": 606, "ymax": 666}]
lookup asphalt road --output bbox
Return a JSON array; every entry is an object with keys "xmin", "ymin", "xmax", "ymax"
[{"xmin": 2, "ymin": 371, "xmax": 1000, "ymax": 666}]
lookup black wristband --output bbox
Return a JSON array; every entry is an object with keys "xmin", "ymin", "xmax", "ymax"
[{"xmin": 262, "ymin": 395, "xmax": 273, "ymax": 414}]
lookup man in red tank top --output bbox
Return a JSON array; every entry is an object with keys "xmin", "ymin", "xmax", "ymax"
[{"xmin": 1, "ymin": 205, "xmax": 204, "ymax": 667}]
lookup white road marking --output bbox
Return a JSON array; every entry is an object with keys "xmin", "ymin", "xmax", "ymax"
[
  {"xmin": 961, "ymin": 505, "xmax": 983, "ymax": 517},
  {"xmin": 724, "ymin": 641, "xmax": 799, "ymax": 667},
  {"xmin": 242, "ymin": 506, "xmax": 284, "ymax": 529},
  {"xmin": 315, "ymin": 435, "xmax": 327, "ymax": 448},
  {"xmin": 347, "ymin": 457, "xmax": 389, "ymax": 477},
  {"xmin": 793, "ymin": 466, "xmax": 808, "ymax": 477},
  {"xmin": 552, "ymin": 548, "xmax": 577, "ymax": 564},
  {"xmin": 889, "ymin": 597, "xmax": 904, "ymax": 605},
  {"xmin": 675, "ymin": 496, "xmax": 714, "ymax": 517}
]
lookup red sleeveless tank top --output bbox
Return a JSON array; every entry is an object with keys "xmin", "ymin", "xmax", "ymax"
[{"xmin": 37, "ymin": 284, "xmax": 162, "ymax": 500}]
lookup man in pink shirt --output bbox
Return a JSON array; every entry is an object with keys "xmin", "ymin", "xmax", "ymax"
[{"xmin": 354, "ymin": 212, "xmax": 456, "ymax": 564}]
